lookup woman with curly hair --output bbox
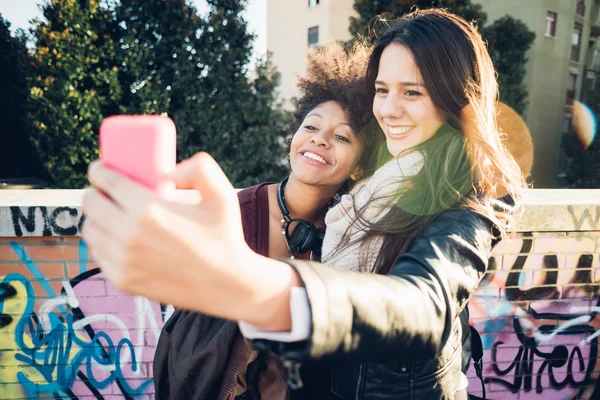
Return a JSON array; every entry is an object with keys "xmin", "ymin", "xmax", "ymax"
[{"xmin": 151, "ymin": 41, "xmax": 376, "ymax": 400}]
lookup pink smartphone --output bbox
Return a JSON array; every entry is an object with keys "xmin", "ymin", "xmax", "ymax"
[{"xmin": 99, "ymin": 115, "xmax": 177, "ymax": 196}]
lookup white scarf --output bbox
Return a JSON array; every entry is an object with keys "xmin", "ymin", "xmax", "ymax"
[{"xmin": 321, "ymin": 151, "xmax": 424, "ymax": 272}]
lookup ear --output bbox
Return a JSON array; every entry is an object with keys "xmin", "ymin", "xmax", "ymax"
[{"xmin": 350, "ymin": 166, "xmax": 364, "ymax": 181}]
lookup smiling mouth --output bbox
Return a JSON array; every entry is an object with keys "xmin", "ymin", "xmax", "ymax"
[
  {"xmin": 302, "ymin": 151, "xmax": 328, "ymax": 165},
  {"xmin": 388, "ymin": 125, "xmax": 416, "ymax": 135}
]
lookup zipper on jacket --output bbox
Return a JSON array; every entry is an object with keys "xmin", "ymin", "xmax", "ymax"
[
  {"xmin": 283, "ymin": 359, "xmax": 304, "ymax": 390},
  {"xmin": 355, "ymin": 364, "xmax": 365, "ymax": 400}
]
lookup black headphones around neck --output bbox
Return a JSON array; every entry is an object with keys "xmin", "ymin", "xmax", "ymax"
[{"xmin": 277, "ymin": 177, "xmax": 325, "ymax": 256}]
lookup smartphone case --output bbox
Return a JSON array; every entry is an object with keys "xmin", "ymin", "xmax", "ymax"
[{"xmin": 99, "ymin": 115, "xmax": 176, "ymax": 195}]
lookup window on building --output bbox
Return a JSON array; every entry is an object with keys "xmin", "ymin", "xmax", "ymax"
[
  {"xmin": 558, "ymin": 111, "xmax": 574, "ymax": 182},
  {"xmin": 593, "ymin": 48, "xmax": 600, "ymax": 71},
  {"xmin": 308, "ymin": 26, "xmax": 319, "ymax": 48},
  {"xmin": 563, "ymin": 113, "xmax": 573, "ymax": 134},
  {"xmin": 273, "ymin": 72, "xmax": 282, "ymax": 91},
  {"xmin": 571, "ymin": 22, "xmax": 583, "ymax": 62},
  {"xmin": 566, "ymin": 72, "xmax": 578, "ymax": 105},
  {"xmin": 576, "ymin": 0, "xmax": 585, "ymax": 17},
  {"xmin": 556, "ymin": 144, "xmax": 571, "ymax": 182},
  {"xmin": 545, "ymin": 11, "xmax": 557, "ymax": 37},
  {"xmin": 308, "ymin": 0, "xmax": 320, "ymax": 8},
  {"xmin": 581, "ymin": 70, "xmax": 596, "ymax": 102}
]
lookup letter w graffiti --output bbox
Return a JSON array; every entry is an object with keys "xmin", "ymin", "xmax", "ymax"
[{"xmin": 568, "ymin": 206, "xmax": 600, "ymax": 231}]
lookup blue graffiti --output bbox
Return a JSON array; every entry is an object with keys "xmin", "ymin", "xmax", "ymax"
[{"xmin": 0, "ymin": 240, "xmax": 153, "ymax": 399}]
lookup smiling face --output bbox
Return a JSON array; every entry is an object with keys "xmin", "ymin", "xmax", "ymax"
[
  {"xmin": 373, "ymin": 43, "xmax": 447, "ymax": 157},
  {"xmin": 289, "ymin": 101, "xmax": 365, "ymax": 189}
]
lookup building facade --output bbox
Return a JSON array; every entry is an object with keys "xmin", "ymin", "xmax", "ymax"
[
  {"xmin": 266, "ymin": 0, "xmax": 599, "ymax": 187},
  {"xmin": 266, "ymin": 0, "xmax": 357, "ymax": 104},
  {"xmin": 477, "ymin": 0, "xmax": 599, "ymax": 187}
]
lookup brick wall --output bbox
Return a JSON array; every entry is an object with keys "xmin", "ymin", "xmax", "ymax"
[
  {"xmin": 0, "ymin": 190, "xmax": 598, "ymax": 399},
  {"xmin": 467, "ymin": 231, "xmax": 600, "ymax": 399},
  {"xmin": 0, "ymin": 234, "xmax": 165, "ymax": 400}
]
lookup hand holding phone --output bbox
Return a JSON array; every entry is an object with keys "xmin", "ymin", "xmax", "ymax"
[{"xmin": 99, "ymin": 115, "xmax": 177, "ymax": 197}]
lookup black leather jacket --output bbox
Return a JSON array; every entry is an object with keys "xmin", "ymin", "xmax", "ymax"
[{"xmin": 252, "ymin": 209, "xmax": 496, "ymax": 399}]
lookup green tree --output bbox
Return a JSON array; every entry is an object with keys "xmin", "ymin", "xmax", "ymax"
[
  {"xmin": 0, "ymin": 15, "xmax": 42, "ymax": 178},
  {"xmin": 115, "ymin": 0, "xmax": 288, "ymax": 187},
  {"xmin": 114, "ymin": 0, "xmax": 196, "ymax": 115},
  {"xmin": 349, "ymin": 0, "xmax": 487, "ymax": 39},
  {"xmin": 348, "ymin": 0, "xmax": 535, "ymax": 115},
  {"xmin": 483, "ymin": 16, "xmax": 535, "ymax": 115},
  {"xmin": 27, "ymin": 0, "xmax": 121, "ymax": 188},
  {"xmin": 27, "ymin": 0, "xmax": 288, "ymax": 188}
]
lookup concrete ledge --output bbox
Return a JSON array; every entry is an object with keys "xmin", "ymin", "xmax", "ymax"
[
  {"xmin": 0, "ymin": 189, "xmax": 598, "ymax": 236},
  {"xmin": 514, "ymin": 189, "xmax": 600, "ymax": 232},
  {"xmin": 0, "ymin": 189, "xmax": 201, "ymax": 237}
]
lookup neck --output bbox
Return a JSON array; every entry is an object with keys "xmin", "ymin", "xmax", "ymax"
[{"xmin": 280, "ymin": 176, "xmax": 339, "ymax": 225}]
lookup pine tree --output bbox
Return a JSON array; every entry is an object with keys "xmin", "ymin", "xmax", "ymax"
[
  {"xmin": 115, "ymin": 0, "xmax": 288, "ymax": 187},
  {"xmin": 27, "ymin": 0, "xmax": 288, "ymax": 188},
  {"xmin": 182, "ymin": 0, "xmax": 288, "ymax": 186},
  {"xmin": 349, "ymin": 0, "xmax": 487, "ymax": 39},
  {"xmin": 114, "ymin": 0, "xmax": 197, "ymax": 115},
  {"xmin": 0, "ymin": 15, "xmax": 41, "ymax": 178},
  {"xmin": 27, "ymin": 0, "xmax": 121, "ymax": 188},
  {"xmin": 348, "ymin": 0, "xmax": 535, "ymax": 116},
  {"xmin": 482, "ymin": 16, "xmax": 535, "ymax": 116}
]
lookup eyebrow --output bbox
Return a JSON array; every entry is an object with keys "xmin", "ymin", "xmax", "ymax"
[
  {"xmin": 306, "ymin": 112, "xmax": 351, "ymax": 127},
  {"xmin": 375, "ymin": 80, "xmax": 424, "ymax": 87}
]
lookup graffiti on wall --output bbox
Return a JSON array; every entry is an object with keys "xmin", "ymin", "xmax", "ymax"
[
  {"xmin": 2, "ymin": 205, "xmax": 600, "ymax": 399},
  {"xmin": 468, "ymin": 232, "xmax": 600, "ymax": 400},
  {"xmin": 0, "ymin": 239, "xmax": 170, "ymax": 399},
  {"xmin": 568, "ymin": 206, "xmax": 600, "ymax": 231},
  {"xmin": 8, "ymin": 206, "xmax": 84, "ymax": 237}
]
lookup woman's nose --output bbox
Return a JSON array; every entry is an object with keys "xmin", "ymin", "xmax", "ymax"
[
  {"xmin": 310, "ymin": 130, "xmax": 330, "ymax": 148},
  {"xmin": 379, "ymin": 94, "xmax": 405, "ymax": 120}
]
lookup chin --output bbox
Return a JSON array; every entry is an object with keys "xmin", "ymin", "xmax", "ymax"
[
  {"xmin": 387, "ymin": 145, "xmax": 404, "ymax": 157},
  {"xmin": 292, "ymin": 170, "xmax": 321, "ymax": 185},
  {"xmin": 297, "ymin": 173, "xmax": 345, "ymax": 190}
]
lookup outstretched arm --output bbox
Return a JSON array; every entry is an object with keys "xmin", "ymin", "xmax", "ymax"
[{"xmin": 82, "ymin": 153, "xmax": 301, "ymax": 332}]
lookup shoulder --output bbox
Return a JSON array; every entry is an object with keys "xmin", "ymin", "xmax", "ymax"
[
  {"xmin": 420, "ymin": 209, "xmax": 495, "ymax": 243},
  {"xmin": 237, "ymin": 182, "xmax": 273, "ymax": 206},
  {"xmin": 403, "ymin": 209, "xmax": 497, "ymax": 269}
]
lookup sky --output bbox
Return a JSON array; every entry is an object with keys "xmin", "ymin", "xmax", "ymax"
[{"xmin": 0, "ymin": 0, "xmax": 267, "ymax": 59}]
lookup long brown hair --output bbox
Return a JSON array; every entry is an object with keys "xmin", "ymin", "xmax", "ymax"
[{"xmin": 345, "ymin": 9, "xmax": 525, "ymax": 273}]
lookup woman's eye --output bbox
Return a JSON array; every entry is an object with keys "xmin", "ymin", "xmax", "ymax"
[
  {"xmin": 404, "ymin": 90, "xmax": 422, "ymax": 97},
  {"xmin": 375, "ymin": 87, "xmax": 388, "ymax": 94},
  {"xmin": 335, "ymin": 134, "xmax": 350, "ymax": 143},
  {"xmin": 304, "ymin": 124, "xmax": 317, "ymax": 131}
]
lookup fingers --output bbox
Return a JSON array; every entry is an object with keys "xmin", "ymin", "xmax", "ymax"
[
  {"xmin": 81, "ymin": 218, "xmax": 122, "ymax": 271},
  {"xmin": 87, "ymin": 160, "xmax": 156, "ymax": 212},
  {"xmin": 82, "ymin": 188, "xmax": 127, "ymax": 235},
  {"xmin": 169, "ymin": 153, "xmax": 235, "ymax": 203}
]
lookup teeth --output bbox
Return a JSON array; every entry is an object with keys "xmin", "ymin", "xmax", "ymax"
[
  {"xmin": 303, "ymin": 152, "xmax": 327, "ymax": 164},
  {"xmin": 388, "ymin": 126, "xmax": 415, "ymax": 135}
]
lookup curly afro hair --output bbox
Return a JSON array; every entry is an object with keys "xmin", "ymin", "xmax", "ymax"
[{"xmin": 293, "ymin": 41, "xmax": 374, "ymax": 138}]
